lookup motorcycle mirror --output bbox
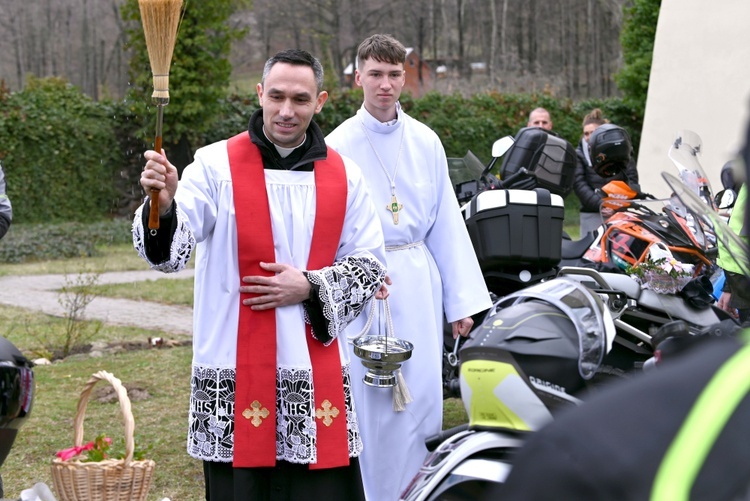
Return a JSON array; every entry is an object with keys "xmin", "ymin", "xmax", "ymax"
[
  {"xmin": 491, "ymin": 136, "xmax": 515, "ymax": 158},
  {"xmin": 714, "ymin": 188, "xmax": 737, "ymax": 210}
]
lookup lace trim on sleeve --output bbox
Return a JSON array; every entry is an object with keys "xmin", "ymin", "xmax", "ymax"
[
  {"xmin": 304, "ymin": 255, "xmax": 386, "ymax": 345},
  {"xmin": 132, "ymin": 203, "xmax": 195, "ymax": 273}
]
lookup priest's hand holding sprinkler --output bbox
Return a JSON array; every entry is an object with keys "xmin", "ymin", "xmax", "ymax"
[{"xmin": 138, "ymin": 0, "xmax": 184, "ymax": 235}]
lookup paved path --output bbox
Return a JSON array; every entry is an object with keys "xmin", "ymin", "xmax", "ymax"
[{"xmin": 0, "ymin": 268, "xmax": 195, "ymax": 335}]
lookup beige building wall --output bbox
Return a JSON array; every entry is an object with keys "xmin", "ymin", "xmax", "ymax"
[{"xmin": 637, "ymin": 0, "xmax": 750, "ymax": 198}]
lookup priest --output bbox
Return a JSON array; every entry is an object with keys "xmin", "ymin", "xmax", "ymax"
[{"xmin": 133, "ymin": 49, "xmax": 386, "ymax": 500}]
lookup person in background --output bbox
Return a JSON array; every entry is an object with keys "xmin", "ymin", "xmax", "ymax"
[
  {"xmin": 720, "ymin": 159, "xmax": 743, "ymax": 194},
  {"xmin": 527, "ymin": 107, "xmax": 553, "ymax": 130},
  {"xmin": 133, "ymin": 48, "xmax": 387, "ymax": 500},
  {"xmin": 574, "ymin": 108, "xmax": 639, "ymax": 236},
  {"xmin": 326, "ymin": 34, "xmax": 492, "ymax": 501},
  {"xmin": 717, "ymin": 179, "xmax": 750, "ymax": 323},
  {"xmin": 0, "ymin": 161, "xmax": 12, "ymax": 240}
]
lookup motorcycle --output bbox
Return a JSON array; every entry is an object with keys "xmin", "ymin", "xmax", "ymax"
[
  {"xmin": 409, "ymin": 131, "xmax": 746, "ymax": 500},
  {"xmin": 443, "ymin": 127, "xmax": 578, "ymax": 398},
  {"xmin": 443, "ymin": 130, "xmax": 728, "ymax": 398},
  {"xmin": 404, "ymin": 272, "xmax": 619, "ymax": 501},
  {"xmin": 580, "ymin": 131, "xmax": 719, "ymax": 276}
]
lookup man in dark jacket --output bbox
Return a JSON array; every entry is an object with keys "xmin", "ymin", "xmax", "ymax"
[{"xmin": 494, "ymin": 330, "xmax": 750, "ymax": 500}]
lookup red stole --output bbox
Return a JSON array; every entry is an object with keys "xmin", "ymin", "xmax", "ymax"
[{"xmin": 227, "ymin": 132, "xmax": 350, "ymax": 469}]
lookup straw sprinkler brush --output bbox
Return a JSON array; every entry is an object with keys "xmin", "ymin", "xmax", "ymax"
[{"xmin": 138, "ymin": 0, "xmax": 184, "ymax": 235}]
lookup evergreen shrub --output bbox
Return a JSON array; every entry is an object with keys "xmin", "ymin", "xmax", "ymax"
[
  {"xmin": 0, "ymin": 219, "xmax": 133, "ymax": 263},
  {"xmin": 0, "ymin": 77, "xmax": 121, "ymax": 223}
]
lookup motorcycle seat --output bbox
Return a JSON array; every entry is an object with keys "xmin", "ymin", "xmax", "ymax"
[
  {"xmin": 638, "ymin": 288, "xmax": 719, "ymax": 326},
  {"xmin": 561, "ymin": 232, "xmax": 596, "ymax": 260},
  {"xmin": 600, "ymin": 272, "xmax": 719, "ymax": 326},
  {"xmin": 599, "ymin": 272, "xmax": 641, "ymax": 299}
]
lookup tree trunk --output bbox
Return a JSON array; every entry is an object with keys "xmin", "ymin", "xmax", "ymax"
[{"xmin": 489, "ymin": 0, "xmax": 497, "ymax": 83}]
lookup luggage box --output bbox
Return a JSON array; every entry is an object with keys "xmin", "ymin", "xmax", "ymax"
[
  {"xmin": 464, "ymin": 188, "xmax": 565, "ymax": 270},
  {"xmin": 499, "ymin": 127, "xmax": 576, "ymax": 197}
]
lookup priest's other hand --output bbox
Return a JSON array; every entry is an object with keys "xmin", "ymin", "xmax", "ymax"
[
  {"xmin": 452, "ymin": 317, "xmax": 474, "ymax": 339},
  {"xmin": 374, "ymin": 275, "xmax": 392, "ymax": 300},
  {"xmin": 141, "ymin": 149, "xmax": 179, "ymax": 215},
  {"xmin": 240, "ymin": 262, "xmax": 310, "ymax": 310}
]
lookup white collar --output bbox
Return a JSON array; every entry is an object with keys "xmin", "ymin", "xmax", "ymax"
[
  {"xmin": 262, "ymin": 127, "xmax": 306, "ymax": 158},
  {"xmin": 358, "ymin": 102, "xmax": 403, "ymax": 135}
]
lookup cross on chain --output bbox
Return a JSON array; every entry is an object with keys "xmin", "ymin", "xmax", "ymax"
[{"xmin": 386, "ymin": 195, "xmax": 403, "ymax": 225}]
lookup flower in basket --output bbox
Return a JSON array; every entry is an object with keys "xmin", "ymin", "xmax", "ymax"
[
  {"xmin": 626, "ymin": 244, "xmax": 695, "ymax": 294},
  {"xmin": 55, "ymin": 433, "xmax": 152, "ymax": 462}
]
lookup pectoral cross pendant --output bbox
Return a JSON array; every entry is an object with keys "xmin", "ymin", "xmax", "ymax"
[{"xmin": 386, "ymin": 194, "xmax": 403, "ymax": 225}]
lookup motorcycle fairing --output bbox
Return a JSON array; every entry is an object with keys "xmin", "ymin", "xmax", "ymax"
[
  {"xmin": 596, "ymin": 209, "xmax": 711, "ymax": 274},
  {"xmin": 399, "ymin": 430, "xmax": 523, "ymax": 501},
  {"xmin": 663, "ymin": 171, "xmax": 750, "ymax": 278},
  {"xmin": 459, "ymin": 355, "xmax": 555, "ymax": 431}
]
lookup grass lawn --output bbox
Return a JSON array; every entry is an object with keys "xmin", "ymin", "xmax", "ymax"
[{"xmin": 0, "ymin": 243, "xmax": 150, "ymax": 277}]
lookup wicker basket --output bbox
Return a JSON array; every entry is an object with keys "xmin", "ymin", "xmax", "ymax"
[{"xmin": 51, "ymin": 371, "xmax": 156, "ymax": 501}]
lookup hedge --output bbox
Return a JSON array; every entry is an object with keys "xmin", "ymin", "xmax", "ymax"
[
  {"xmin": 0, "ymin": 77, "xmax": 121, "ymax": 224},
  {"xmin": 0, "ymin": 78, "xmax": 642, "ymax": 223}
]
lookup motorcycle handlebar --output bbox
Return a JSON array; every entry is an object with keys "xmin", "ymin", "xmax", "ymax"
[{"xmin": 494, "ymin": 167, "xmax": 530, "ymax": 189}]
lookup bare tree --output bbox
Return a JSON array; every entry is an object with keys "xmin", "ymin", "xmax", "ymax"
[
  {"xmin": 0, "ymin": 0, "xmax": 127, "ymax": 97},
  {"xmin": 0, "ymin": 0, "xmax": 632, "ymax": 101}
]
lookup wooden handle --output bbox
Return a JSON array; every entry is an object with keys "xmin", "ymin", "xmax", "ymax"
[
  {"xmin": 148, "ymin": 189, "xmax": 160, "ymax": 230},
  {"xmin": 147, "ymin": 133, "xmax": 163, "ymax": 231}
]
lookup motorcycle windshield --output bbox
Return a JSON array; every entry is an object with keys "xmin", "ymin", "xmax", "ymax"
[
  {"xmin": 447, "ymin": 150, "xmax": 486, "ymax": 188},
  {"xmin": 667, "ymin": 130, "xmax": 715, "ymax": 208},
  {"xmin": 663, "ymin": 172, "xmax": 750, "ymax": 276},
  {"xmin": 503, "ymin": 278, "xmax": 612, "ymax": 380}
]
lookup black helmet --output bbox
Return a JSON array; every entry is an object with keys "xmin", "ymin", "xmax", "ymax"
[
  {"xmin": 0, "ymin": 336, "xmax": 34, "ymax": 467},
  {"xmin": 589, "ymin": 124, "xmax": 632, "ymax": 178},
  {"xmin": 458, "ymin": 278, "xmax": 614, "ymax": 431}
]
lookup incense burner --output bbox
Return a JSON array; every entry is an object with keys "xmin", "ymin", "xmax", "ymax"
[{"xmin": 352, "ymin": 335, "xmax": 414, "ymax": 388}]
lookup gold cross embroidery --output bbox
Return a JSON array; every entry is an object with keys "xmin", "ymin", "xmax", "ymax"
[
  {"xmin": 386, "ymin": 195, "xmax": 403, "ymax": 225},
  {"xmin": 315, "ymin": 399, "xmax": 340, "ymax": 427},
  {"xmin": 242, "ymin": 400, "xmax": 270, "ymax": 428}
]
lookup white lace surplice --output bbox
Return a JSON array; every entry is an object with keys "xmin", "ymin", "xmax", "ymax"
[{"xmin": 132, "ymin": 140, "xmax": 386, "ymax": 463}]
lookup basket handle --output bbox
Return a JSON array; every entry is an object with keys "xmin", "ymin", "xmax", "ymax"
[{"xmin": 72, "ymin": 370, "xmax": 136, "ymax": 464}]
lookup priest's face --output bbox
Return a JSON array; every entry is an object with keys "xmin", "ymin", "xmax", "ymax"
[
  {"xmin": 355, "ymin": 58, "xmax": 405, "ymax": 122},
  {"xmin": 256, "ymin": 62, "xmax": 328, "ymax": 148}
]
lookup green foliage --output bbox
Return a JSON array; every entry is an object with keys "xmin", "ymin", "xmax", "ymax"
[
  {"xmin": 0, "ymin": 219, "xmax": 133, "ymax": 263},
  {"xmin": 121, "ymin": 0, "xmax": 246, "ymax": 150},
  {"xmin": 615, "ymin": 0, "xmax": 662, "ymax": 113},
  {"xmin": 316, "ymin": 88, "xmax": 643, "ymax": 164},
  {"xmin": 316, "ymin": 88, "xmax": 366, "ymax": 135},
  {"xmin": 0, "ymin": 77, "xmax": 121, "ymax": 223},
  {"xmin": 80, "ymin": 433, "xmax": 153, "ymax": 462},
  {"xmin": 0, "ymin": 72, "xmax": 643, "ymax": 223},
  {"xmin": 203, "ymin": 94, "xmax": 259, "ymax": 144}
]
